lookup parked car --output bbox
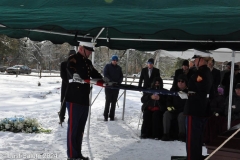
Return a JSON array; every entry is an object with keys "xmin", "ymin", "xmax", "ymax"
[
  {"xmin": 6, "ymin": 65, "xmax": 31, "ymax": 74},
  {"xmin": 0, "ymin": 66, "xmax": 7, "ymax": 72}
]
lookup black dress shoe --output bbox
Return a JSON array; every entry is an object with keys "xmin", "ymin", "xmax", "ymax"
[
  {"xmin": 80, "ymin": 154, "xmax": 89, "ymax": 160},
  {"xmin": 161, "ymin": 134, "xmax": 171, "ymax": 141},
  {"xmin": 140, "ymin": 134, "xmax": 147, "ymax": 139},
  {"xmin": 110, "ymin": 118, "xmax": 114, "ymax": 121}
]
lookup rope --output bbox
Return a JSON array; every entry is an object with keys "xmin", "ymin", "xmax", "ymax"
[{"xmin": 205, "ymin": 128, "xmax": 240, "ymax": 160}]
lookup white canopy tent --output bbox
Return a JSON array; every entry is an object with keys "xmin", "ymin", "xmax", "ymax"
[{"xmin": 159, "ymin": 48, "xmax": 240, "ymax": 62}]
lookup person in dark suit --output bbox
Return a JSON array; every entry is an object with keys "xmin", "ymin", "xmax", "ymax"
[
  {"xmin": 207, "ymin": 58, "xmax": 221, "ymax": 99},
  {"xmin": 59, "ymin": 50, "xmax": 76, "ymax": 125},
  {"xmin": 171, "ymin": 60, "xmax": 195, "ymax": 90},
  {"xmin": 138, "ymin": 58, "xmax": 160, "ymax": 88}
]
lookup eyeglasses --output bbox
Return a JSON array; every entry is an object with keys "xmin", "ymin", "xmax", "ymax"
[{"xmin": 178, "ymin": 80, "xmax": 185, "ymax": 83}]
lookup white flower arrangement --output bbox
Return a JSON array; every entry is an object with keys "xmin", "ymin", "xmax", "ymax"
[{"xmin": 0, "ymin": 117, "xmax": 51, "ymax": 133}]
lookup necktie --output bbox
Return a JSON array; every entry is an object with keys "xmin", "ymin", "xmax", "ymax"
[{"xmin": 148, "ymin": 69, "xmax": 151, "ymax": 78}]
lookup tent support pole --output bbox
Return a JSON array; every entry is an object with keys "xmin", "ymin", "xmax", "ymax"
[
  {"xmin": 227, "ymin": 51, "xmax": 235, "ymax": 130},
  {"xmin": 93, "ymin": 27, "xmax": 105, "ymax": 43},
  {"xmin": 122, "ymin": 49, "xmax": 129, "ymax": 120}
]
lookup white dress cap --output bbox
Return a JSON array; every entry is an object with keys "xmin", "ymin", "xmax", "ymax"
[{"xmin": 78, "ymin": 41, "xmax": 96, "ymax": 48}]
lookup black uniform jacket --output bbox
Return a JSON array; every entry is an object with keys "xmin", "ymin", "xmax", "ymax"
[
  {"xmin": 138, "ymin": 67, "xmax": 160, "ymax": 88},
  {"xmin": 60, "ymin": 61, "xmax": 68, "ymax": 102},
  {"xmin": 184, "ymin": 65, "xmax": 213, "ymax": 117},
  {"xmin": 209, "ymin": 67, "xmax": 221, "ymax": 99},
  {"xmin": 65, "ymin": 53, "xmax": 102, "ymax": 106}
]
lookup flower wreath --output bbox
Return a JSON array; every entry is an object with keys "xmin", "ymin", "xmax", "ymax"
[{"xmin": 0, "ymin": 117, "xmax": 51, "ymax": 133}]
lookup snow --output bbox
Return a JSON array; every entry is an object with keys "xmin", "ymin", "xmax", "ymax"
[{"xmin": 0, "ymin": 73, "xmax": 207, "ymax": 160}]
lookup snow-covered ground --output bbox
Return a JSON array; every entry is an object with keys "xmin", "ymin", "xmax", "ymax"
[{"xmin": 0, "ymin": 73, "xmax": 207, "ymax": 160}]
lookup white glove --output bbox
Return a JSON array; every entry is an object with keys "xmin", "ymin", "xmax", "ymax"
[
  {"xmin": 73, "ymin": 73, "xmax": 85, "ymax": 84},
  {"xmin": 215, "ymin": 113, "xmax": 219, "ymax": 117},
  {"xmin": 232, "ymin": 105, "xmax": 236, "ymax": 109},
  {"xmin": 102, "ymin": 77, "xmax": 110, "ymax": 83},
  {"xmin": 178, "ymin": 91, "xmax": 188, "ymax": 99}
]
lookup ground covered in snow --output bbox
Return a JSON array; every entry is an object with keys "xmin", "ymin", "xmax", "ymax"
[{"xmin": 0, "ymin": 73, "xmax": 207, "ymax": 160}]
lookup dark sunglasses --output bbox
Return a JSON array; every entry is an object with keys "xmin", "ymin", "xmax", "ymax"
[
  {"xmin": 178, "ymin": 80, "xmax": 185, "ymax": 83},
  {"xmin": 112, "ymin": 59, "xmax": 118, "ymax": 62}
]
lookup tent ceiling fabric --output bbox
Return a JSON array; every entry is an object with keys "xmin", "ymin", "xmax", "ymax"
[{"xmin": 1, "ymin": 0, "xmax": 240, "ymax": 51}]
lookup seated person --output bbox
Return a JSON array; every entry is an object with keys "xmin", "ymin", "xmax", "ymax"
[
  {"xmin": 162, "ymin": 74, "xmax": 188, "ymax": 142},
  {"xmin": 140, "ymin": 77, "xmax": 167, "ymax": 139},
  {"xmin": 224, "ymin": 83, "xmax": 240, "ymax": 126},
  {"xmin": 210, "ymin": 87, "xmax": 226, "ymax": 116},
  {"xmin": 204, "ymin": 87, "xmax": 226, "ymax": 144}
]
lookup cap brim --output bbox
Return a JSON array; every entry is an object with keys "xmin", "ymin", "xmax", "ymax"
[
  {"xmin": 84, "ymin": 46, "xmax": 94, "ymax": 51},
  {"xmin": 192, "ymin": 55, "xmax": 201, "ymax": 59}
]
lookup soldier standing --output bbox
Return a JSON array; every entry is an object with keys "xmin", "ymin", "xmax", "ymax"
[
  {"xmin": 65, "ymin": 41, "xmax": 102, "ymax": 160},
  {"xmin": 184, "ymin": 55, "xmax": 213, "ymax": 160}
]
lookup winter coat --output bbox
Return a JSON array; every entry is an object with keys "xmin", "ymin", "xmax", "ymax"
[
  {"xmin": 222, "ymin": 71, "xmax": 240, "ymax": 97},
  {"xmin": 184, "ymin": 65, "xmax": 213, "ymax": 117},
  {"xmin": 65, "ymin": 53, "xmax": 102, "ymax": 106},
  {"xmin": 224, "ymin": 93, "xmax": 240, "ymax": 121},
  {"xmin": 103, "ymin": 63, "xmax": 123, "ymax": 84},
  {"xmin": 209, "ymin": 95, "xmax": 226, "ymax": 116},
  {"xmin": 141, "ymin": 87, "xmax": 168, "ymax": 112},
  {"xmin": 167, "ymin": 87, "xmax": 188, "ymax": 113}
]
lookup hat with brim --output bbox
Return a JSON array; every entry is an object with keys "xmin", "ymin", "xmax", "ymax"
[{"xmin": 78, "ymin": 41, "xmax": 96, "ymax": 51}]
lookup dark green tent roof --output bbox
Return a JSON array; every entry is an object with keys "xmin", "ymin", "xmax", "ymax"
[{"xmin": 1, "ymin": 0, "xmax": 240, "ymax": 51}]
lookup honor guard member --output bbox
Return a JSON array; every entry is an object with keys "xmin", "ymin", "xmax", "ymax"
[
  {"xmin": 184, "ymin": 54, "xmax": 213, "ymax": 160},
  {"xmin": 65, "ymin": 41, "xmax": 102, "ymax": 160}
]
